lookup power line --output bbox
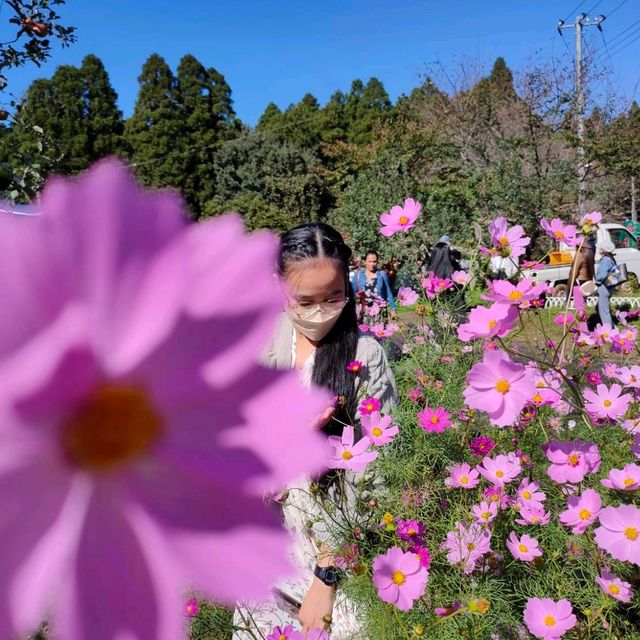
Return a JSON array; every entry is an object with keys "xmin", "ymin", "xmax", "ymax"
[
  {"xmin": 599, "ymin": 29, "xmax": 614, "ymax": 66},
  {"xmin": 563, "ymin": 1, "xmax": 587, "ymax": 23},
  {"xmin": 606, "ymin": 30, "xmax": 640, "ymax": 59},
  {"xmin": 590, "ymin": 18, "xmax": 640, "ymax": 61},
  {"xmin": 606, "ymin": 0, "xmax": 629, "ymax": 18},
  {"xmin": 585, "ymin": 0, "xmax": 604, "ymax": 14},
  {"xmin": 593, "ymin": 22, "xmax": 640, "ymax": 63}
]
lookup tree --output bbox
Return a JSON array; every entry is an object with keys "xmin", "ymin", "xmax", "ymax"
[
  {"xmin": 124, "ymin": 54, "xmax": 186, "ymax": 195},
  {"xmin": 344, "ymin": 77, "xmax": 391, "ymax": 144},
  {"xmin": 281, "ymin": 93, "xmax": 322, "ymax": 150},
  {"xmin": 256, "ymin": 102, "xmax": 284, "ymax": 136},
  {"xmin": 80, "ymin": 54, "xmax": 124, "ymax": 160}
]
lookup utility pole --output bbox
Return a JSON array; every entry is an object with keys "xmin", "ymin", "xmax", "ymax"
[
  {"xmin": 558, "ymin": 13, "xmax": 606, "ymax": 215},
  {"xmin": 632, "ymin": 176, "xmax": 637, "ymax": 222}
]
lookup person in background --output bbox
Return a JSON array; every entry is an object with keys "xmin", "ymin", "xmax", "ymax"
[
  {"xmin": 351, "ymin": 250, "xmax": 397, "ymax": 321},
  {"xmin": 571, "ymin": 236, "xmax": 596, "ymax": 287},
  {"xmin": 428, "ymin": 235, "xmax": 460, "ymax": 279},
  {"xmin": 595, "ymin": 239, "xmax": 617, "ymax": 327}
]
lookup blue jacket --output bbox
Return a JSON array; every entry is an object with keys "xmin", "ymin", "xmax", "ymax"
[
  {"xmin": 351, "ymin": 269, "xmax": 397, "ymax": 310},
  {"xmin": 596, "ymin": 255, "xmax": 616, "ymax": 287}
]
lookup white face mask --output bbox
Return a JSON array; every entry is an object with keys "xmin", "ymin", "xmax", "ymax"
[{"xmin": 287, "ymin": 305, "xmax": 344, "ymax": 341}]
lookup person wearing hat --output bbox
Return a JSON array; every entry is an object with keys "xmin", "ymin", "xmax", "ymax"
[
  {"xmin": 595, "ymin": 239, "xmax": 617, "ymax": 327},
  {"xmin": 428, "ymin": 235, "xmax": 460, "ymax": 279}
]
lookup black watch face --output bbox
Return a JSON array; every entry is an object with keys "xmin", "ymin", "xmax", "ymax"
[{"xmin": 323, "ymin": 567, "xmax": 339, "ymax": 584}]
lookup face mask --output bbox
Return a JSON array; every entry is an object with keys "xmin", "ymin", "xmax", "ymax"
[{"xmin": 287, "ymin": 306, "xmax": 343, "ymax": 342}]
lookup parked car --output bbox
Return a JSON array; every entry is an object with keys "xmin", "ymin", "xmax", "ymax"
[{"xmin": 523, "ymin": 223, "xmax": 640, "ymax": 294}]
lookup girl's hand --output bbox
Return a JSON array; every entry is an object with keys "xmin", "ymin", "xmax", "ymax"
[{"xmin": 299, "ymin": 578, "xmax": 334, "ymax": 637}]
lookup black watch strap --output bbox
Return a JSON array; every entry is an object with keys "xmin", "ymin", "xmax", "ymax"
[{"xmin": 314, "ymin": 564, "xmax": 340, "ymax": 586}]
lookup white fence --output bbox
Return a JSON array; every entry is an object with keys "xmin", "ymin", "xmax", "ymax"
[{"xmin": 544, "ymin": 296, "xmax": 640, "ymax": 309}]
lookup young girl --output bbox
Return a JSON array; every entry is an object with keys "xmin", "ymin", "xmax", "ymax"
[{"xmin": 234, "ymin": 223, "xmax": 397, "ymax": 639}]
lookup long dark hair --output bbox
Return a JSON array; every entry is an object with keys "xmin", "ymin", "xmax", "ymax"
[{"xmin": 278, "ymin": 222, "xmax": 359, "ymax": 436}]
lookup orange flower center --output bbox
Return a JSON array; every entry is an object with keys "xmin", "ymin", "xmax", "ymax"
[
  {"xmin": 603, "ymin": 399, "xmax": 612, "ymax": 407},
  {"xmin": 431, "ymin": 415, "xmax": 439, "ymax": 423},
  {"xmin": 522, "ymin": 490, "xmax": 532, "ymax": 500},
  {"xmin": 392, "ymin": 570, "xmax": 406, "ymax": 585},
  {"xmin": 488, "ymin": 319, "xmax": 497, "ymax": 329},
  {"xmin": 61, "ymin": 385, "xmax": 163, "ymax": 471},
  {"xmin": 460, "ymin": 476, "xmax": 469, "ymax": 485},
  {"xmin": 624, "ymin": 477, "xmax": 635, "ymax": 487},
  {"xmin": 608, "ymin": 584, "xmax": 620, "ymax": 595},
  {"xmin": 399, "ymin": 215, "xmax": 409, "ymax": 225},
  {"xmin": 509, "ymin": 290, "xmax": 523, "ymax": 301},
  {"xmin": 568, "ymin": 454, "xmax": 580, "ymax": 465},
  {"xmin": 495, "ymin": 470, "xmax": 504, "ymax": 478},
  {"xmin": 495, "ymin": 379, "xmax": 510, "ymax": 394},
  {"xmin": 625, "ymin": 527, "xmax": 638, "ymax": 541},
  {"xmin": 466, "ymin": 543, "xmax": 475, "ymax": 551},
  {"xmin": 544, "ymin": 616, "xmax": 556, "ymax": 627},
  {"xmin": 372, "ymin": 427, "xmax": 383, "ymax": 437},
  {"xmin": 518, "ymin": 544, "xmax": 528, "ymax": 553},
  {"xmin": 533, "ymin": 393, "xmax": 543, "ymax": 403},
  {"xmin": 499, "ymin": 236, "xmax": 509, "ymax": 246},
  {"xmin": 554, "ymin": 230, "xmax": 565, "ymax": 239},
  {"xmin": 342, "ymin": 450, "xmax": 353, "ymax": 460},
  {"xmin": 579, "ymin": 509, "xmax": 591, "ymax": 520}
]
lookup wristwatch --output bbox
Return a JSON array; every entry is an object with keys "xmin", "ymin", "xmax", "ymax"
[{"xmin": 314, "ymin": 564, "xmax": 340, "ymax": 586}]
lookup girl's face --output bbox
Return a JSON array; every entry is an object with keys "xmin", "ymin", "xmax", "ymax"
[{"xmin": 284, "ymin": 258, "xmax": 346, "ymax": 308}]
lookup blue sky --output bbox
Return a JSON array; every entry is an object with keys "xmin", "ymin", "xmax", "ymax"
[{"xmin": 4, "ymin": 0, "xmax": 640, "ymax": 125}]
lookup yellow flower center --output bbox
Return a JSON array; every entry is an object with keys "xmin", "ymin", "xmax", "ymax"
[
  {"xmin": 518, "ymin": 544, "xmax": 528, "ymax": 553},
  {"xmin": 342, "ymin": 450, "xmax": 353, "ymax": 460},
  {"xmin": 499, "ymin": 236, "xmax": 509, "ymax": 246},
  {"xmin": 61, "ymin": 385, "xmax": 163, "ymax": 471},
  {"xmin": 398, "ymin": 215, "xmax": 409, "ymax": 225},
  {"xmin": 608, "ymin": 584, "xmax": 620, "ymax": 595},
  {"xmin": 496, "ymin": 470, "xmax": 504, "ymax": 478},
  {"xmin": 392, "ymin": 570, "xmax": 406, "ymax": 585},
  {"xmin": 466, "ymin": 543, "xmax": 475, "ymax": 551},
  {"xmin": 533, "ymin": 393, "xmax": 543, "ymax": 403},
  {"xmin": 624, "ymin": 477, "xmax": 635, "ymax": 487},
  {"xmin": 554, "ymin": 230, "xmax": 565, "ymax": 239},
  {"xmin": 495, "ymin": 379, "xmax": 510, "ymax": 394},
  {"xmin": 568, "ymin": 454, "xmax": 580, "ymax": 465},
  {"xmin": 625, "ymin": 527, "xmax": 638, "ymax": 541},
  {"xmin": 603, "ymin": 399, "xmax": 612, "ymax": 407},
  {"xmin": 536, "ymin": 381, "xmax": 545, "ymax": 388},
  {"xmin": 460, "ymin": 476, "xmax": 469, "ymax": 485},
  {"xmin": 509, "ymin": 290, "xmax": 523, "ymax": 301},
  {"xmin": 522, "ymin": 490, "xmax": 532, "ymax": 500},
  {"xmin": 544, "ymin": 616, "xmax": 556, "ymax": 627},
  {"xmin": 488, "ymin": 320, "xmax": 497, "ymax": 329},
  {"xmin": 382, "ymin": 513, "xmax": 394, "ymax": 524},
  {"xmin": 481, "ymin": 511, "xmax": 491, "ymax": 519},
  {"xmin": 579, "ymin": 509, "xmax": 591, "ymax": 520},
  {"xmin": 372, "ymin": 427, "xmax": 383, "ymax": 437}
]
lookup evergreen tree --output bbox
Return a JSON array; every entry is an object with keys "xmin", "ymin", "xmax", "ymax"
[
  {"xmin": 345, "ymin": 77, "xmax": 391, "ymax": 144},
  {"xmin": 256, "ymin": 102, "xmax": 284, "ymax": 135},
  {"xmin": 319, "ymin": 90, "xmax": 347, "ymax": 143},
  {"xmin": 80, "ymin": 54, "xmax": 124, "ymax": 160},
  {"xmin": 124, "ymin": 54, "xmax": 186, "ymax": 194},
  {"xmin": 282, "ymin": 92, "xmax": 322, "ymax": 149}
]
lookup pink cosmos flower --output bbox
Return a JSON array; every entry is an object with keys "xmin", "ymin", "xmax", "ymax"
[
  {"xmin": 472, "ymin": 500, "xmax": 498, "ymax": 524},
  {"xmin": 594, "ymin": 504, "xmax": 640, "ymax": 564},
  {"xmin": 368, "ymin": 323, "xmax": 390, "ymax": 339},
  {"xmin": 441, "ymin": 522, "xmax": 491, "ymax": 574},
  {"xmin": 580, "ymin": 210, "xmax": 602, "ymax": 232},
  {"xmin": 397, "ymin": 287, "xmax": 419, "ymax": 306},
  {"xmin": 516, "ymin": 478, "xmax": 546, "ymax": 509},
  {"xmin": 540, "ymin": 218, "xmax": 580, "ymax": 246},
  {"xmin": 583, "ymin": 383, "xmax": 632, "ymax": 420},
  {"xmin": 633, "ymin": 433, "xmax": 640, "ymax": 458},
  {"xmin": 328, "ymin": 426, "xmax": 378, "ymax": 472},
  {"xmin": 506, "ymin": 531, "xmax": 542, "ymax": 562},
  {"xmin": 483, "ymin": 279, "xmax": 546, "ymax": 305},
  {"xmin": 601, "ymin": 462, "xmax": 640, "ymax": 491},
  {"xmin": 360, "ymin": 411, "xmax": 399, "ymax": 446},
  {"xmin": 544, "ymin": 440, "xmax": 601, "ymax": 483},
  {"xmin": 435, "ymin": 601, "xmax": 461, "ymax": 617},
  {"xmin": 477, "ymin": 454, "xmax": 522, "ymax": 487},
  {"xmin": 408, "ymin": 388, "xmax": 424, "ymax": 403},
  {"xmin": 585, "ymin": 371, "xmax": 602, "ymax": 385},
  {"xmin": 553, "ymin": 312, "xmax": 575, "ymax": 326},
  {"xmin": 183, "ymin": 598, "xmax": 200, "ymax": 619},
  {"xmin": 470, "ymin": 436, "xmax": 496, "ymax": 457},
  {"xmin": 0, "ymin": 161, "xmax": 332, "ymax": 640},
  {"xmin": 623, "ymin": 417, "xmax": 640, "ymax": 434},
  {"xmin": 267, "ymin": 625, "xmax": 300, "ymax": 640},
  {"xmin": 464, "ymin": 349, "xmax": 536, "ymax": 427},
  {"xmin": 445, "ymin": 463, "xmax": 480, "ymax": 489},
  {"xmin": 457, "ymin": 303, "xmax": 519, "ymax": 342},
  {"xmin": 421, "ymin": 273, "xmax": 453, "ymax": 299},
  {"xmin": 379, "ymin": 198, "xmax": 422, "ymax": 236},
  {"xmin": 516, "ymin": 505, "xmax": 550, "ymax": 526},
  {"xmin": 489, "ymin": 217, "xmax": 530, "ymax": 258},
  {"xmin": 595, "ymin": 571, "xmax": 633, "ymax": 603},
  {"xmin": 372, "ymin": 546, "xmax": 428, "ymax": 611},
  {"xmin": 418, "ymin": 406, "xmax": 453, "ymax": 433},
  {"xmin": 603, "ymin": 362, "xmax": 619, "ymax": 378},
  {"xmin": 594, "ymin": 323, "xmax": 617, "ymax": 346},
  {"xmin": 409, "ymin": 545, "xmax": 431, "ymax": 569},
  {"xmin": 558, "ymin": 488, "xmax": 601, "ymax": 534},
  {"xmin": 615, "ymin": 365, "xmax": 640, "ymax": 389},
  {"xmin": 451, "ymin": 270, "xmax": 470, "ymax": 285},
  {"xmin": 359, "ymin": 396, "xmax": 382, "ymax": 415},
  {"xmin": 483, "ymin": 486, "xmax": 512, "ymax": 510},
  {"xmin": 346, "ymin": 360, "xmax": 363, "ymax": 374},
  {"xmin": 523, "ymin": 598, "xmax": 576, "ymax": 639},
  {"xmin": 396, "ymin": 519, "xmax": 426, "ymax": 544}
]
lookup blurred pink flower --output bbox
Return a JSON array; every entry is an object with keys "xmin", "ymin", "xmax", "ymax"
[
  {"xmin": 489, "ymin": 217, "xmax": 530, "ymax": 258},
  {"xmin": 418, "ymin": 406, "xmax": 453, "ymax": 433},
  {"xmin": 583, "ymin": 383, "xmax": 632, "ymax": 420},
  {"xmin": 183, "ymin": 598, "xmax": 200, "ymax": 619},
  {"xmin": 328, "ymin": 426, "xmax": 378, "ymax": 472},
  {"xmin": 372, "ymin": 546, "xmax": 428, "ymax": 611},
  {"xmin": 615, "ymin": 365, "xmax": 640, "ymax": 388},
  {"xmin": 457, "ymin": 303, "xmax": 519, "ymax": 342},
  {"xmin": 379, "ymin": 198, "xmax": 422, "ymax": 236},
  {"xmin": 267, "ymin": 624, "xmax": 302, "ymax": 640},
  {"xmin": 409, "ymin": 545, "xmax": 431, "ymax": 569},
  {"xmin": 469, "ymin": 436, "xmax": 496, "ymax": 457},
  {"xmin": 483, "ymin": 279, "xmax": 546, "ymax": 305},
  {"xmin": 594, "ymin": 504, "xmax": 640, "ymax": 564},
  {"xmin": 558, "ymin": 488, "xmax": 601, "ymax": 534},
  {"xmin": 346, "ymin": 360, "xmax": 363, "ymax": 373},
  {"xmin": 471, "ymin": 500, "xmax": 498, "ymax": 524},
  {"xmin": 463, "ymin": 349, "xmax": 536, "ymax": 427},
  {"xmin": 359, "ymin": 396, "xmax": 382, "ymax": 415},
  {"xmin": 516, "ymin": 505, "xmax": 550, "ymax": 526},
  {"xmin": 540, "ymin": 218, "xmax": 580, "ymax": 246},
  {"xmin": 601, "ymin": 463, "xmax": 640, "ymax": 491},
  {"xmin": 360, "ymin": 411, "xmax": 399, "ymax": 446},
  {"xmin": 441, "ymin": 522, "xmax": 491, "ymax": 574},
  {"xmin": 580, "ymin": 210, "xmax": 602, "ymax": 232},
  {"xmin": 595, "ymin": 571, "xmax": 633, "ymax": 603},
  {"xmin": 444, "ymin": 463, "xmax": 480, "ymax": 489},
  {"xmin": 523, "ymin": 598, "xmax": 576, "ymax": 639},
  {"xmin": 0, "ymin": 160, "xmax": 331, "ymax": 640},
  {"xmin": 397, "ymin": 287, "xmax": 419, "ymax": 306},
  {"xmin": 553, "ymin": 312, "xmax": 575, "ymax": 326},
  {"xmin": 435, "ymin": 601, "xmax": 461, "ymax": 617},
  {"xmin": 507, "ymin": 532, "xmax": 542, "ymax": 562},
  {"xmin": 633, "ymin": 434, "xmax": 640, "ymax": 458},
  {"xmin": 396, "ymin": 519, "xmax": 426, "ymax": 544},
  {"xmin": 451, "ymin": 270, "xmax": 470, "ymax": 285}
]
